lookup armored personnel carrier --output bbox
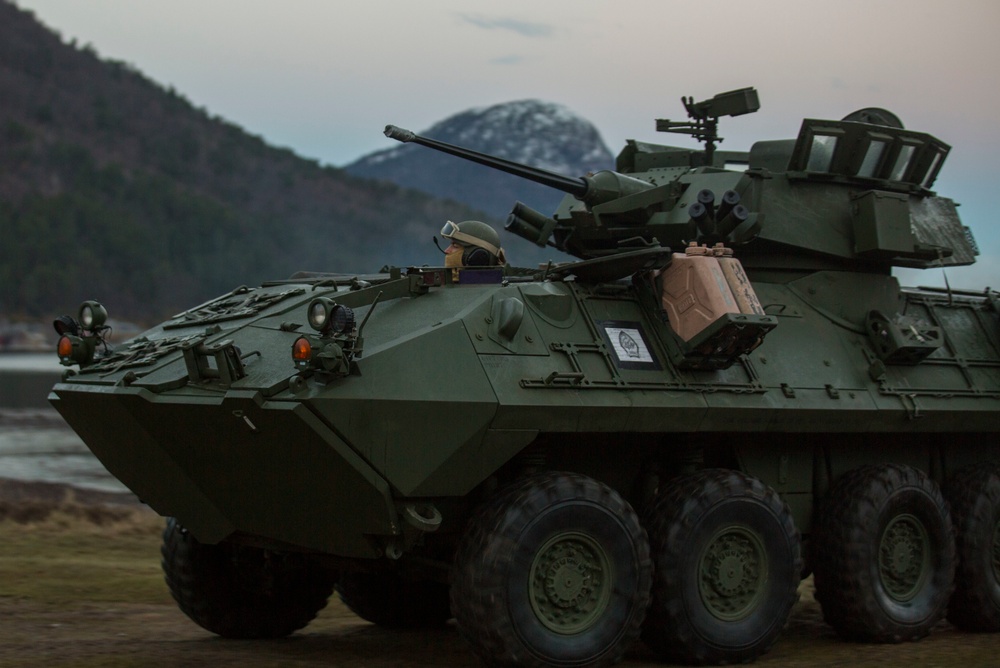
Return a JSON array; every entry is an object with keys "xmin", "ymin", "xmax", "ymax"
[{"xmin": 51, "ymin": 88, "xmax": 999, "ymax": 666}]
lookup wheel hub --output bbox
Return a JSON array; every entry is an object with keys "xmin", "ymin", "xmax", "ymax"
[
  {"xmin": 878, "ymin": 513, "xmax": 930, "ymax": 602},
  {"xmin": 699, "ymin": 526, "xmax": 766, "ymax": 621},
  {"xmin": 530, "ymin": 532, "xmax": 612, "ymax": 634}
]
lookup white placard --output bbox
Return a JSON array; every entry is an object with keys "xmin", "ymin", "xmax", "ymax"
[{"xmin": 605, "ymin": 327, "xmax": 654, "ymax": 364}]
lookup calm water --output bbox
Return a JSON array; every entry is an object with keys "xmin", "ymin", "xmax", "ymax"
[
  {"xmin": 0, "ymin": 353, "xmax": 64, "ymax": 409},
  {"xmin": 0, "ymin": 352, "xmax": 63, "ymax": 372},
  {"xmin": 0, "ymin": 354, "xmax": 127, "ymax": 493},
  {"xmin": 0, "ymin": 423, "xmax": 128, "ymax": 493}
]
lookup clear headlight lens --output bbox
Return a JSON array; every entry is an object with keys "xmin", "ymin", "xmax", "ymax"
[
  {"xmin": 78, "ymin": 301, "xmax": 107, "ymax": 330},
  {"xmin": 308, "ymin": 300, "xmax": 328, "ymax": 330},
  {"xmin": 307, "ymin": 298, "xmax": 355, "ymax": 334}
]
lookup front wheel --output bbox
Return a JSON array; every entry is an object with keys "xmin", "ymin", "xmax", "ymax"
[
  {"xmin": 642, "ymin": 469, "xmax": 802, "ymax": 665},
  {"xmin": 450, "ymin": 472, "xmax": 651, "ymax": 667},
  {"xmin": 161, "ymin": 518, "xmax": 336, "ymax": 638}
]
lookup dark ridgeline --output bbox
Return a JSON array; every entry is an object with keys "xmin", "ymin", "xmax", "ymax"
[{"xmin": 0, "ymin": 1, "xmax": 496, "ymax": 321}]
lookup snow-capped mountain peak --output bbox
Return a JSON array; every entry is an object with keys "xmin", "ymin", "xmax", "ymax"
[{"xmin": 345, "ymin": 99, "xmax": 613, "ymax": 220}]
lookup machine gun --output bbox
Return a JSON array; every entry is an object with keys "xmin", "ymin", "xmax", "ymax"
[{"xmin": 655, "ymin": 86, "xmax": 760, "ymax": 163}]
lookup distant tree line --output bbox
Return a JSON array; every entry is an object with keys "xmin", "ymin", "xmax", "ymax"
[{"xmin": 0, "ymin": 0, "xmax": 487, "ymax": 322}]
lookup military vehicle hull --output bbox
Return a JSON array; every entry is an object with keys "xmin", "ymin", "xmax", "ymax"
[
  {"xmin": 51, "ymin": 89, "xmax": 1000, "ymax": 666},
  {"xmin": 51, "ymin": 271, "xmax": 998, "ymax": 540}
]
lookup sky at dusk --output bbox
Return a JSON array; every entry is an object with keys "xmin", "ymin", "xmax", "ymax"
[{"xmin": 13, "ymin": 0, "xmax": 1000, "ymax": 289}]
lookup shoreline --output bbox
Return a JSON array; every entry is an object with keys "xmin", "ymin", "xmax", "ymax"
[
  {"xmin": 0, "ymin": 476, "xmax": 143, "ymax": 508},
  {"xmin": 0, "ymin": 406, "xmax": 67, "ymax": 426}
]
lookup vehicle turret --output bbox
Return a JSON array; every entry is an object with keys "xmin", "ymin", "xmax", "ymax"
[{"xmin": 388, "ymin": 88, "xmax": 980, "ymax": 274}]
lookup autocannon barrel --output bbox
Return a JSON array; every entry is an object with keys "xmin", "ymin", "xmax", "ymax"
[
  {"xmin": 384, "ymin": 125, "xmax": 655, "ymax": 206},
  {"xmin": 385, "ymin": 125, "xmax": 588, "ymax": 198}
]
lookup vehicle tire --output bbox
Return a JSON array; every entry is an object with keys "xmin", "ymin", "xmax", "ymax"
[
  {"xmin": 450, "ymin": 472, "xmax": 651, "ymax": 667},
  {"xmin": 943, "ymin": 463, "xmax": 1000, "ymax": 631},
  {"xmin": 641, "ymin": 468, "xmax": 801, "ymax": 664},
  {"xmin": 161, "ymin": 518, "xmax": 336, "ymax": 638},
  {"xmin": 336, "ymin": 572, "xmax": 451, "ymax": 628},
  {"xmin": 813, "ymin": 463, "xmax": 954, "ymax": 642}
]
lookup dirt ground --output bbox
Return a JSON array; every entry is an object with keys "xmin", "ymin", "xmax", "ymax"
[{"xmin": 1, "ymin": 478, "xmax": 996, "ymax": 668}]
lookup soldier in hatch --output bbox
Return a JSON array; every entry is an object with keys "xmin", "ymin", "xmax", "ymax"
[{"xmin": 440, "ymin": 220, "xmax": 507, "ymax": 269}]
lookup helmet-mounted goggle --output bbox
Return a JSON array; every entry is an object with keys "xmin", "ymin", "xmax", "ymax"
[{"xmin": 440, "ymin": 221, "xmax": 506, "ymax": 265}]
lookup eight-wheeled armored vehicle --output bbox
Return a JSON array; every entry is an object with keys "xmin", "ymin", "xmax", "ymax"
[{"xmin": 51, "ymin": 88, "xmax": 1000, "ymax": 666}]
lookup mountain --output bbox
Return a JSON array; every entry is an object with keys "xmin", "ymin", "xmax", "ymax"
[
  {"xmin": 345, "ymin": 100, "xmax": 615, "ymax": 222},
  {"xmin": 0, "ymin": 1, "xmax": 487, "ymax": 322}
]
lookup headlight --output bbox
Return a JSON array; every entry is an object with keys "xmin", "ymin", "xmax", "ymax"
[
  {"xmin": 308, "ymin": 298, "xmax": 334, "ymax": 331},
  {"xmin": 328, "ymin": 305, "xmax": 355, "ymax": 334},
  {"xmin": 54, "ymin": 302, "xmax": 107, "ymax": 367},
  {"xmin": 307, "ymin": 298, "xmax": 355, "ymax": 335},
  {"xmin": 78, "ymin": 301, "xmax": 107, "ymax": 330},
  {"xmin": 52, "ymin": 315, "xmax": 79, "ymax": 337}
]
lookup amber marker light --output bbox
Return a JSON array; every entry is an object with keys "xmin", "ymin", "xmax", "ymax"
[
  {"xmin": 57, "ymin": 335, "xmax": 74, "ymax": 358},
  {"xmin": 292, "ymin": 336, "xmax": 313, "ymax": 362}
]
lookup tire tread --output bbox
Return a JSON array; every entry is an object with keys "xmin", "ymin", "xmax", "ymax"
[{"xmin": 813, "ymin": 463, "xmax": 954, "ymax": 643}]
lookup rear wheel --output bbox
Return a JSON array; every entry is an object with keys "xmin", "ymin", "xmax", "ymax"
[
  {"xmin": 450, "ymin": 472, "xmax": 651, "ymax": 667},
  {"xmin": 944, "ymin": 463, "xmax": 1000, "ymax": 631},
  {"xmin": 161, "ymin": 518, "xmax": 336, "ymax": 638},
  {"xmin": 813, "ymin": 464, "xmax": 954, "ymax": 642},
  {"xmin": 336, "ymin": 572, "xmax": 451, "ymax": 628},
  {"xmin": 642, "ymin": 469, "xmax": 801, "ymax": 664}
]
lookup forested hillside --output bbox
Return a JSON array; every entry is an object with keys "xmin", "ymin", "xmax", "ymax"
[{"xmin": 0, "ymin": 1, "xmax": 484, "ymax": 321}]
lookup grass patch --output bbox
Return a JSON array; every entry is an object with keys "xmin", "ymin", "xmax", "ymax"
[{"xmin": 0, "ymin": 504, "xmax": 170, "ymax": 605}]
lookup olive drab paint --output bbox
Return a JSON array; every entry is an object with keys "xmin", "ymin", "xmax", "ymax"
[{"xmin": 51, "ymin": 88, "xmax": 1000, "ymax": 666}]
